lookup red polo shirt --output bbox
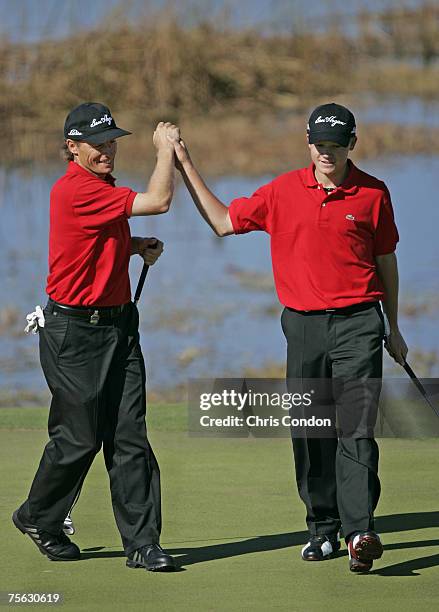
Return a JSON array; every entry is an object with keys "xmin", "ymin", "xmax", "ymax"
[
  {"xmin": 229, "ymin": 161, "xmax": 399, "ymax": 310},
  {"xmin": 46, "ymin": 162, "xmax": 137, "ymax": 306}
]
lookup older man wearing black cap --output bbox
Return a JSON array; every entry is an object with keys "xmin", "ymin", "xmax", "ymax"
[
  {"xmin": 171, "ymin": 102, "xmax": 408, "ymax": 573},
  {"xmin": 13, "ymin": 102, "xmax": 179, "ymax": 572}
]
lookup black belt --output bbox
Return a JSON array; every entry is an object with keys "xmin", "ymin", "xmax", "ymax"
[
  {"xmin": 287, "ymin": 301, "xmax": 379, "ymax": 316},
  {"xmin": 47, "ymin": 299, "xmax": 129, "ymax": 324}
]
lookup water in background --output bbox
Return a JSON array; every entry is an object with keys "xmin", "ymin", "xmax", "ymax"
[
  {"xmin": 0, "ymin": 0, "xmax": 426, "ymax": 43},
  {"xmin": 0, "ymin": 154, "xmax": 438, "ymax": 397}
]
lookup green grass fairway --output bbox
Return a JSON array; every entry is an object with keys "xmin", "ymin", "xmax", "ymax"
[{"xmin": 1, "ymin": 407, "xmax": 438, "ymax": 611}]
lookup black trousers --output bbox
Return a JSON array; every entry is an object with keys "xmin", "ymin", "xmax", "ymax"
[
  {"xmin": 21, "ymin": 301, "xmax": 161, "ymax": 555},
  {"xmin": 281, "ymin": 302, "xmax": 384, "ymax": 540}
]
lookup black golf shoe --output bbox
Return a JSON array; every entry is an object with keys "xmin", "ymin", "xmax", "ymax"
[
  {"xmin": 301, "ymin": 535, "xmax": 341, "ymax": 561},
  {"xmin": 12, "ymin": 508, "xmax": 80, "ymax": 561},
  {"xmin": 126, "ymin": 543, "xmax": 176, "ymax": 572}
]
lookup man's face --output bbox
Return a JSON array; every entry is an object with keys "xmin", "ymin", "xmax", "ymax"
[
  {"xmin": 308, "ymin": 139, "xmax": 355, "ymax": 177},
  {"xmin": 67, "ymin": 139, "xmax": 117, "ymax": 176}
]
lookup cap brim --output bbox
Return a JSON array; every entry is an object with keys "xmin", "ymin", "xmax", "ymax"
[
  {"xmin": 308, "ymin": 131, "xmax": 352, "ymax": 147},
  {"xmin": 67, "ymin": 128, "xmax": 132, "ymax": 144}
]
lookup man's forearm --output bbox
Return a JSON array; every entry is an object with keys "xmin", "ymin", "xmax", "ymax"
[
  {"xmin": 375, "ymin": 252, "xmax": 399, "ymax": 330},
  {"xmin": 180, "ymin": 161, "xmax": 234, "ymax": 237},
  {"xmin": 146, "ymin": 149, "xmax": 175, "ymax": 211},
  {"xmin": 132, "ymin": 149, "xmax": 175, "ymax": 216},
  {"xmin": 131, "ymin": 122, "xmax": 180, "ymax": 216}
]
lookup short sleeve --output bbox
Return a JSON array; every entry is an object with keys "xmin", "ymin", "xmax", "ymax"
[
  {"xmin": 373, "ymin": 187, "xmax": 399, "ymax": 256},
  {"xmin": 228, "ymin": 182, "xmax": 273, "ymax": 234},
  {"xmin": 72, "ymin": 179, "xmax": 137, "ymax": 231}
]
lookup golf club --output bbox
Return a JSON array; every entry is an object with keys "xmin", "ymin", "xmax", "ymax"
[
  {"xmin": 383, "ymin": 314, "xmax": 439, "ymax": 418},
  {"xmin": 402, "ymin": 361, "xmax": 439, "ymax": 418},
  {"xmin": 134, "ymin": 240, "xmax": 158, "ymax": 305}
]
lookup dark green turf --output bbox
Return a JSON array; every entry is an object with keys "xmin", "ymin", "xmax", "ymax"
[
  {"xmin": 0, "ymin": 404, "xmax": 187, "ymax": 432},
  {"xmin": 1, "ymin": 408, "xmax": 438, "ymax": 611}
]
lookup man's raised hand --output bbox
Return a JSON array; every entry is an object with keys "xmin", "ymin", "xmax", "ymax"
[
  {"xmin": 172, "ymin": 138, "xmax": 192, "ymax": 170},
  {"xmin": 153, "ymin": 122, "xmax": 180, "ymax": 151}
]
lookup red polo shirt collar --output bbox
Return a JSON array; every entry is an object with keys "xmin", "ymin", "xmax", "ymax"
[
  {"xmin": 67, "ymin": 161, "xmax": 116, "ymax": 186},
  {"xmin": 304, "ymin": 160, "xmax": 359, "ymax": 195}
]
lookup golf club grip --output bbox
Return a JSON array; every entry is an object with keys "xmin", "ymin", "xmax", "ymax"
[
  {"xmin": 133, "ymin": 240, "xmax": 158, "ymax": 305},
  {"xmin": 134, "ymin": 264, "xmax": 149, "ymax": 304}
]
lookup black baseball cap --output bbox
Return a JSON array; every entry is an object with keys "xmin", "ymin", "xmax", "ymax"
[
  {"xmin": 307, "ymin": 103, "xmax": 356, "ymax": 147},
  {"xmin": 64, "ymin": 102, "xmax": 131, "ymax": 144}
]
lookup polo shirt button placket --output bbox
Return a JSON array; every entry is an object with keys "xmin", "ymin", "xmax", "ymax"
[{"xmin": 318, "ymin": 194, "xmax": 330, "ymax": 225}]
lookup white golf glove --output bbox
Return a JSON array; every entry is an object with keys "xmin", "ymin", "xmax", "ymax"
[{"xmin": 24, "ymin": 306, "xmax": 45, "ymax": 334}]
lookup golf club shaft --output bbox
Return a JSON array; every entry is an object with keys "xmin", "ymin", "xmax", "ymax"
[
  {"xmin": 402, "ymin": 361, "xmax": 439, "ymax": 418},
  {"xmin": 383, "ymin": 311, "xmax": 439, "ymax": 418},
  {"xmin": 403, "ymin": 362, "xmax": 426, "ymax": 395}
]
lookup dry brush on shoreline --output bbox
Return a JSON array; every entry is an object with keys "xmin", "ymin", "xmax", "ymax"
[{"xmin": 1, "ymin": 4, "xmax": 438, "ymax": 173}]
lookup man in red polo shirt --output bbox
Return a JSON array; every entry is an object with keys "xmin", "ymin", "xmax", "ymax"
[
  {"xmin": 172, "ymin": 102, "xmax": 408, "ymax": 572},
  {"xmin": 13, "ymin": 102, "xmax": 179, "ymax": 572}
]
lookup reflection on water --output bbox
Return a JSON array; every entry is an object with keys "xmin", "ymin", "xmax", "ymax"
[{"xmin": 0, "ymin": 155, "xmax": 438, "ymax": 397}]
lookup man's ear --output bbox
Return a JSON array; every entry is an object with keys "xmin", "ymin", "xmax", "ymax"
[
  {"xmin": 66, "ymin": 139, "xmax": 80, "ymax": 157},
  {"xmin": 349, "ymin": 136, "xmax": 357, "ymax": 151}
]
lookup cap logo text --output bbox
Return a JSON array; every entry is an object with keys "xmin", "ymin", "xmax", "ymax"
[
  {"xmin": 315, "ymin": 115, "xmax": 347, "ymax": 128},
  {"xmin": 68, "ymin": 129, "xmax": 83, "ymax": 136},
  {"xmin": 90, "ymin": 114, "xmax": 113, "ymax": 128}
]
